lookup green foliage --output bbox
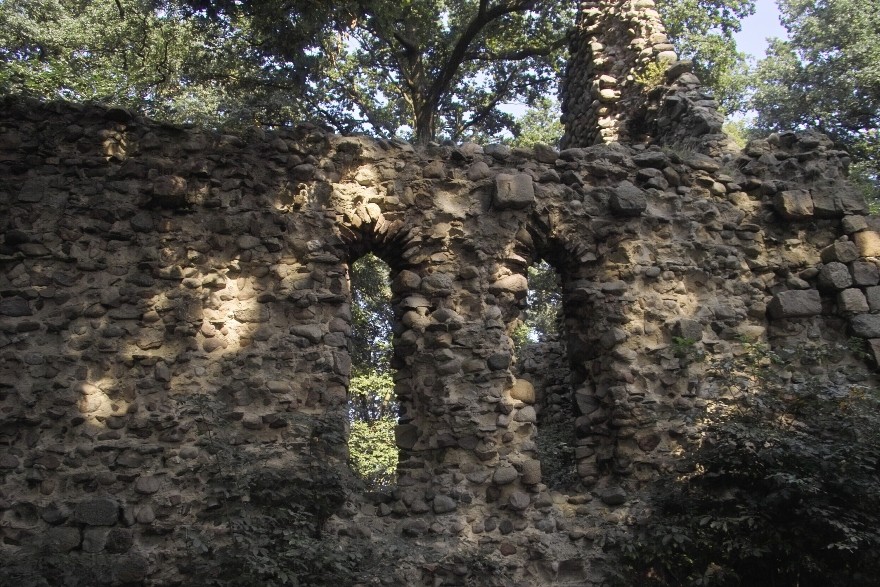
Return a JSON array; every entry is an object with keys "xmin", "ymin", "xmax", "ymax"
[
  {"xmin": 176, "ymin": 396, "xmax": 366, "ymax": 586},
  {"xmin": 535, "ymin": 420, "xmax": 578, "ymax": 489},
  {"xmin": 751, "ymin": 0, "xmax": 880, "ymax": 199},
  {"xmin": 509, "ymin": 97, "xmax": 563, "ymax": 147},
  {"xmin": 320, "ymin": 0, "xmax": 574, "ymax": 142},
  {"xmin": 656, "ymin": 0, "xmax": 755, "ymax": 114},
  {"xmin": 522, "ymin": 260, "xmax": 563, "ymax": 343},
  {"xmin": 350, "ymin": 254, "xmax": 394, "ymax": 371},
  {"xmin": 671, "ymin": 336, "xmax": 705, "ymax": 365},
  {"xmin": 348, "ymin": 416, "xmax": 398, "ymax": 490},
  {"xmin": 0, "ymin": 0, "xmax": 574, "ymax": 142},
  {"xmin": 347, "ymin": 254, "xmax": 399, "ymax": 490},
  {"xmin": 0, "ymin": 0, "xmax": 318, "ymax": 129},
  {"xmin": 721, "ymin": 118, "xmax": 752, "ymax": 148},
  {"xmin": 612, "ymin": 341, "xmax": 880, "ymax": 586},
  {"xmin": 634, "ymin": 60, "xmax": 670, "ymax": 91}
]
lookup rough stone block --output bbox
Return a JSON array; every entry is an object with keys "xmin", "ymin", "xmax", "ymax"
[
  {"xmin": 44, "ymin": 527, "xmax": 81, "ymax": 552},
  {"xmin": 509, "ymin": 380, "xmax": 535, "ymax": 404},
  {"xmin": 867, "ymin": 339, "xmax": 880, "ymax": 368},
  {"xmin": 866, "ymin": 286, "xmax": 880, "ymax": 311},
  {"xmin": 599, "ymin": 485, "xmax": 627, "ymax": 506},
  {"xmin": 492, "ymin": 465, "xmax": 518, "ymax": 485},
  {"xmin": 838, "ymin": 288, "xmax": 869, "ymax": 313},
  {"xmin": 842, "ymin": 215, "xmax": 869, "ymax": 234},
  {"xmin": 773, "ymin": 189, "xmax": 813, "ymax": 220},
  {"xmin": 767, "ymin": 289, "xmax": 822, "ymax": 318},
  {"xmin": 0, "ymin": 297, "xmax": 32, "ymax": 316},
  {"xmin": 851, "ymin": 261, "xmax": 880, "ymax": 286},
  {"xmin": 533, "ymin": 143, "xmax": 559, "ymax": 164},
  {"xmin": 394, "ymin": 424, "xmax": 419, "ymax": 450},
  {"xmin": 520, "ymin": 459, "xmax": 542, "ymax": 485},
  {"xmin": 850, "ymin": 314, "xmax": 880, "ymax": 338},
  {"xmin": 74, "ymin": 498, "xmax": 119, "ymax": 526},
  {"xmin": 494, "ymin": 173, "xmax": 535, "ymax": 209},
  {"xmin": 432, "ymin": 495, "xmax": 457, "ymax": 514},
  {"xmin": 508, "ymin": 491, "xmax": 531, "ymax": 511},
  {"xmin": 672, "ymin": 318, "xmax": 703, "ymax": 341},
  {"xmin": 609, "ymin": 181, "xmax": 647, "ymax": 217},
  {"xmin": 489, "ymin": 274, "xmax": 528, "ymax": 296},
  {"xmin": 818, "ymin": 262, "xmax": 853, "ymax": 290},
  {"xmin": 820, "ymin": 240, "xmax": 859, "ymax": 264},
  {"xmin": 855, "ymin": 231, "xmax": 880, "ymax": 257}
]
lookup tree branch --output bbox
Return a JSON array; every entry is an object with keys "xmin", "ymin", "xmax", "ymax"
[
  {"xmin": 428, "ymin": 1, "xmax": 537, "ymax": 111},
  {"xmin": 463, "ymin": 36, "xmax": 567, "ymax": 62}
]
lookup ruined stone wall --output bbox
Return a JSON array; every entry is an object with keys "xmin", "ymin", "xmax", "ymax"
[{"xmin": 0, "ymin": 95, "xmax": 877, "ymax": 586}]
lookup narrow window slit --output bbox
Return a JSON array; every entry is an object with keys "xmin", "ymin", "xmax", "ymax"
[{"xmin": 346, "ymin": 253, "xmax": 400, "ymax": 491}]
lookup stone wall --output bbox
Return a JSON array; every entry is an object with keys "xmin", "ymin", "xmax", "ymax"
[
  {"xmin": 0, "ymin": 93, "xmax": 877, "ymax": 586},
  {"xmin": 561, "ymin": 0, "xmax": 727, "ymax": 152}
]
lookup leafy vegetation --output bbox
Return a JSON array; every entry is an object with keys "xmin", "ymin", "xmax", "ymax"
[
  {"xmin": 347, "ymin": 254, "xmax": 399, "ymax": 490},
  {"xmin": 610, "ymin": 340, "xmax": 880, "ymax": 586},
  {"xmin": 508, "ymin": 97, "xmax": 563, "ymax": 147},
  {"xmin": 512, "ymin": 260, "xmax": 563, "ymax": 349},
  {"xmin": 751, "ymin": 0, "xmax": 880, "ymax": 198},
  {"xmin": 0, "ymin": 0, "xmax": 574, "ymax": 143}
]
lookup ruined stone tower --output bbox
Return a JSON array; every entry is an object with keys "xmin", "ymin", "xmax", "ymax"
[{"xmin": 1, "ymin": 3, "xmax": 877, "ymax": 586}]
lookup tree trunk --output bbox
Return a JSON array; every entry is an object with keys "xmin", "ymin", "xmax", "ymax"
[{"xmin": 413, "ymin": 104, "xmax": 436, "ymax": 144}]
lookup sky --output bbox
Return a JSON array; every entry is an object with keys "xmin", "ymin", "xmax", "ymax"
[{"xmin": 733, "ymin": 0, "xmax": 788, "ymax": 60}]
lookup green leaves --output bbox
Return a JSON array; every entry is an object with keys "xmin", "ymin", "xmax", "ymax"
[
  {"xmin": 614, "ymin": 342, "xmax": 880, "ymax": 586},
  {"xmin": 751, "ymin": 0, "xmax": 880, "ymax": 196}
]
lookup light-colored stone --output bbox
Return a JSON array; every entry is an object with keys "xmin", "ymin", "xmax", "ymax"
[
  {"xmin": 773, "ymin": 190, "xmax": 814, "ymax": 219},
  {"xmin": 855, "ymin": 231, "xmax": 880, "ymax": 256},
  {"xmin": 509, "ymin": 380, "xmax": 535, "ymax": 403}
]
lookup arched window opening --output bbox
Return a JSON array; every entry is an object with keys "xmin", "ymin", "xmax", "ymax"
[
  {"xmin": 515, "ymin": 260, "xmax": 579, "ymax": 489},
  {"xmin": 347, "ymin": 253, "xmax": 399, "ymax": 491}
]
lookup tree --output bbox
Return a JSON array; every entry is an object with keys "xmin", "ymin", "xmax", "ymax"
[
  {"xmin": 207, "ymin": 0, "xmax": 572, "ymax": 143},
  {"xmin": 0, "ymin": 0, "xmax": 573, "ymax": 143},
  {"xmin": 509, "ymin": 97, "xmax": 563, "ymax": 147},
  {"xmin": 751, "ymin": 0, "xmax": 880, "ymax": 192},
  {"xmin": 347, "ymin": 254, "xmax": 398, "ymax": 490},
  {"xmin": 0, "ymin": 0, "xmax": 323, "ymax": 128},
  {"xmin": 656, "ymin": 0, "xmax": 755, "ymax": 114}
]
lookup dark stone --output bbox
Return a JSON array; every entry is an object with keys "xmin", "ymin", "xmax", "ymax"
[
  {"xmin": 632, "ymin": 150, "xmax": 669, "ymax": 168},
  {"xmin": 487, "ymin": 353, "xmax": 511, "ymax": 370},
  {"xmin": 0, "ymin": 297, "xmax": 32, "ymax": 316},
  {"xmin": 113, "ymin": 553, "xmax": 149, "ymax": 583},
  {"xmin": 74, "ymin": 497, "xmax": 119, "ymax": 526},
  {"xmin": 850, "ymin": 314, "xmax": 880, "ymax": 338},
  {"xmin": 773, "ymin": 190, "xmax": 814, "ymax": 220},
  {"xmin": 432, "ymin": 495, "xmax": 457, "ymax": 514},
  {"xmin": 818, "ymin": 262, "xmax": 853, "ymax": 291},
  {"xmin": 394, "ymin": 424, "xmax": 419, "ymax": 450},
  {"xmin": 609, "ymin": 181, "xmax": 646, "ymax": 217},
  {"xmin": 44, "ymin": 527, "xmax": 81, "ymax": 552},
  {"xmin": 767, "ymin": 290, "xmax": 822, "ymax": 319},
  {"xmin": 599, "ymin": 486, "xmax": 627, "ymax": 506}
]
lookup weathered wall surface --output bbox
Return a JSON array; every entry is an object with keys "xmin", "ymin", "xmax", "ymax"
[{"xmin": 0, "ymin": 94, "xmax": 877, "ymax": 586}]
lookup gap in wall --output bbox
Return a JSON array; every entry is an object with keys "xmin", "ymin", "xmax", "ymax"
[
  {"xmin": 516, "ymin": 260, "xmax": 579, "ymax": 490},
  {"xmin": 347, "ymin": 252, "xmax": 400, "ymax": 491}
]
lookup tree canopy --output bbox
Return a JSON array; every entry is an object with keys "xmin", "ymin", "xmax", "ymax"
[
  {"xmin": 751, "ymin": 0, "xmax": 880, "ymax": 190},
  {"xmin": 0, "ymin": 0, "xmax": 573, "ymax": 143}
]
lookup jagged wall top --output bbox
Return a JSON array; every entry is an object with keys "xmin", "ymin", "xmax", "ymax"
[{"xmin": 561, "ymin": 0, "xmax": 727, "ymax": 151}]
